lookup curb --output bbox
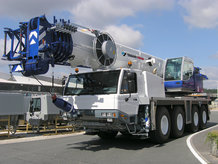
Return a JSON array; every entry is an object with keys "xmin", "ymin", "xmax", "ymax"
[{"xmin": 186, "ymin": 124, "xmax": 218, "ymax": 164}]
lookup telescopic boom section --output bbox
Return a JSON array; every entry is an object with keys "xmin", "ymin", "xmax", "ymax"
[{"xmin": 2, "ymin": 15, "xmax": 165, "ymax": 77}]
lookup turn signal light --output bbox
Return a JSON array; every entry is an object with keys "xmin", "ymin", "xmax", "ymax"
[
  {"xmin": 128, "ymin": 61, "xmax": 132, "ymax": 67},
  {"xmin": 42, "ymin": 39, "xmax": 45, "ymax": 45},
  {"xmin": 75, "ymin": 68, "xmax": 79, "ymax": 73}
]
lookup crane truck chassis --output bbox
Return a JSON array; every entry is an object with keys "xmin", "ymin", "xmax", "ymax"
[
  {"xmin": 52, "ymin": 67, "xmax": 210, "ymax": 143},
  {"xmin": 2, "ymin": 15, "xmax": 210, "ymax": 143}
]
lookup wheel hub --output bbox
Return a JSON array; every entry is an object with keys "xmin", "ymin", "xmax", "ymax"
[
  {"xmin": 161, "ymin": 115, "xmax": 169, "ymax": 135},
  {"xmin": 202, "ymin": 111, "xmax": 207, "ymax": 124},
  {"xmin": 177, "ymin": 113, "xmax": 183, "ymax": 131},
  {"xmin": 194, "ymin": 112, "xmax": 199, "ymax": 126}
]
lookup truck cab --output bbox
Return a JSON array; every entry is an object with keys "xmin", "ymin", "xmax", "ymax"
[
  {"xmin": 63, "ymin": 68, "xmax": 165, "ymax": 136},
  {"xmin": 26, "ymin": 95, "xmax": 62, "ymax": 128}
]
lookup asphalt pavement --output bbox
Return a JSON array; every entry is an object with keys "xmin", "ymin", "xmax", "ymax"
[
  {"xmin": 0, "ymin": 133, "xmax": 200, "ymax": 164},
  {"xmin": 0, "ymin": 110, "xmax": 217, "ymax": 164}
]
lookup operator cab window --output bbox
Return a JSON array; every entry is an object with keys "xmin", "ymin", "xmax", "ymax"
[
  {"xmin": 121, "ymin": 71, "xmax": 137, "ymax": 94},
  {"xmin": 165, "ymin": 58, "xmax": 182, "ymax": 81},
  {"xmin": 182, "ymin": 60, "xmax": 194, "ymax": 80}
]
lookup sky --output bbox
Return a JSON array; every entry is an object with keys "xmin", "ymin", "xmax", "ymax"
[{"xmin": 0, "ymin": 0, "xmax": 217, "ymax": 89}]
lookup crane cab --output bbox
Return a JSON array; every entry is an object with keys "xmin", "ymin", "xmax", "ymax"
[{"xmin": 164, "ymin": 57, "xmax": 207, "ymax": 93}]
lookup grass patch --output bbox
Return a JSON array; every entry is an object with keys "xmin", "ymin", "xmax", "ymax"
[{"xmin": 206, "ymin": 130, "xmax": 218, "ymax": 147}]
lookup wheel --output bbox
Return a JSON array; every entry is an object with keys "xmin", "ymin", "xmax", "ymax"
[
  {"xmin": 171, "ymin": 106, "xmax": 185, "ymax": 138},
  {"xmin": 32, "ymin": 126, "xmax": 40, "ymax": 133},
  {"xmin": 199, "ymin": 105, "xmax": 207, "ymax": 130},
  {"xmin": 9, "ymin": 126, "xmax": 17, "ymax": 135},
  {"xmin": 150, "ymin": 106, "xmax": 171, "ymax": 143},
  {"xmin": 187, "ymin": 105, "xmax": 199, "ymax": 133},
  {"xmin": 97, "ymin": 131, "xmax": 118, "ymax": 139}
]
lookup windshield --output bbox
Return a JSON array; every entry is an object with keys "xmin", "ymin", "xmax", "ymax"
[
  {"xmin": 64, "ymin": 70, "xmax": 120, "ymax": 95},
  {"xmin": 165, "ymin": 58, "xmax": 182, "ymax": 81},
  {"xmin": 30, "ymin": 98, "xmax": 41, "ymax": 112}
]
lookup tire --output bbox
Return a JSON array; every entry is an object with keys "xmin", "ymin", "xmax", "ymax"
[
  {"xmin": 9, "ymin": 126, "xmax": 17, "ymax": 135},
  {"xmin": 171, "ymin": 106, "xmax": 185, "ymax": 138},
  {"xmin": 151, "ymin": 106, "xmax": 171, "ymax": 143},
  {"xmin": 187, "ymin": 105, "xmax": 199, "ymax": 133},
  {"xmin": 199, "ymin": 105, "xmax": 207, "ymax": 130},
  {"xmin": 32, "ymin": 126, "xmax": 40, "ymax": 133},
  {"xmin": 97, "ymin": 131, "xmax": 118, "ymax": 139}
]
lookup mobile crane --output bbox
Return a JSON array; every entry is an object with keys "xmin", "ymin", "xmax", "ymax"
[{"xmin": 2, "ymin": 15, "xmax": 210, "ymax": 143}]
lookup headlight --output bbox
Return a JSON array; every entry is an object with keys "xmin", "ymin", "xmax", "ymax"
[
  {"xmin": 107, "ymin": 112, "xmax": 112, "ymax": 117},
  {"xmin": 98, "ymin": 111, "xmax": 117, "ymax": 118},
  {"xmin": 101, "ymin": 112, "xmax": 106, "ymax": 117}
]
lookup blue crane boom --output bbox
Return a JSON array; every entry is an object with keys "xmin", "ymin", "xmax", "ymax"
[{"xmin": 3, "ymin": 15, "xmax": 75, "ymax": 76}]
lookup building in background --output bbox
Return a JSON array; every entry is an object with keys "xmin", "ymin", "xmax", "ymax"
[{"xmin": 0, "ymin": 72, "xmax": 63, "ymax": 94}]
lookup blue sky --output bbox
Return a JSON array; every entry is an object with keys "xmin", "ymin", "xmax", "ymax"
[{"xmin": 0, "ymin": 0, "xmax": 217, "ymax": 88}]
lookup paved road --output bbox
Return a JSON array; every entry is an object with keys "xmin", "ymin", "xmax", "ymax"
[{"xmin": 0, "ymin": 111, "xmax": 217, "ymax": 164}]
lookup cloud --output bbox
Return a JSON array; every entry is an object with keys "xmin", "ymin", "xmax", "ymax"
[
  {"xmin": 201, "ymin": 66, "xmax": 218, "ymax": 89},
  {"xmin": 104, "ymin": 24, "xmax": 143, "ymax": 48},
  {"xmin": 70, "ymin": 0, "xmax": 173, "ymax": 48},
  {"xmin": 71, "ymin": 0, "xmax": 174, "ymax": 27},
  {"xmin": 0, "ymin": 0, "xmax": 174, "ymax": 25},
  {"xmin": 179, "ymin": 0, "xmax": 218, "ymax": 28},
  {"xmin": 0, "ymin": 38, "xmax": 19, "ymax": 60},
  {"xmin": 204, "ymin": 80, "xmax": 218, "ymax": 89},
  {"xmin": 0, "ymin": 39, "xmax": 20, "ymax": 74},
  {"xmin": 0, "ymin": 39, "xmax": 5, "ymax": 57},
  {"xmin": 71, "ymin": 0, "xmax": 173, "ymax": 48},
  {"xmin": 209, "ymin": 52, "xmax": 218, "ymax": 59},
  {"xmin": 0, "ymin": 0, "xmax": 174, "ymax": 50},
  {"xmin": 0, "ymin": 0, "xmax": 79, "ymax": 19},
  {"xmin": 0, "ymin": 39, "xmax": 11, "ymax": 63},
  {"xmin": 71, "ymin": 0, "xmax": 133, "ymax": 28}
]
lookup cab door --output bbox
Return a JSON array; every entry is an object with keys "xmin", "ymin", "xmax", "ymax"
[
  {"xmin": 118, "ymin": 71, "xmax": 139, "ymax": 116},
  {"xmin": 181, "ymin": 58, "xmax": 195, "ymax": 91}
]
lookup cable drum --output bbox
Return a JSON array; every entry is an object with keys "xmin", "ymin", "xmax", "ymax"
[
  {"xmin": 93, "ymin": 33, "xmax": 116, "ymax": 67},
  {"xmin": 50, "ymin": 31, "xmax": 73, "ymax": 63}
]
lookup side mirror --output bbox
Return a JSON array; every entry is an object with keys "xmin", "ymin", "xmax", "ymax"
[
  {"xmin": 62, "ymin": 79, "xmax": 66, "ymax": 86},
  {"xmin": 62, "ymin": 76, "xmax": 67, "ymax": 86},
  {"xmin": 29, "ymin": 106, "xmax": 33, "ymax": 113},
  {"xmin": 29, "ymin": 100, "xmax": 34, "ymax": 113}
]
